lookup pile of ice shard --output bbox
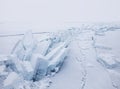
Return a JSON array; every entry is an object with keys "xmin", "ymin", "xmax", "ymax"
[{"xmin": 0, "ymin": 31, "xmax": 70, "ymax": 89}]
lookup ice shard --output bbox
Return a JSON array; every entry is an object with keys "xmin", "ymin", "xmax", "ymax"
[
  {"xmin": 32, "ymin": 57, "xmax": 48, "ymax": 81},
  {"xmin": 21, "ymin": 61, "xmax": 34, "ymax": 80},
  {"xmin": 12, "ymin": 31, "xmax": 37, "ymax": 61},
  {"xmin": 34, "ymin": 40, "xmax": 52, "ymax": 56},
  {"xmin": 45, "ymin": 40, "xmax": 70, "ymax": 61},
  {"xmin": 4, "ymin": 72, "xmax": 20, "ymax": 89},
  {"xmin": 47, "ymin": 48, "xmax": 68, "ymax": 75}
]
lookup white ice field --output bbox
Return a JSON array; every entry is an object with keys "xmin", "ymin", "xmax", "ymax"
[{"xmin": 0, "ymin": 23, "xmax": 120, "ymax": 89}]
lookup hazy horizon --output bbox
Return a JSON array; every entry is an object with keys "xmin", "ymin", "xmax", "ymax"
[{"xmin": 0, "ymin": 0, "xmax": 120, "ymax": 34}]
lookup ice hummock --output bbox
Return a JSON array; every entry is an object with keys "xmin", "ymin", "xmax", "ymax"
[{"xmin": 0, "ymin": 30, "xmax": 69, "ymax": 89}]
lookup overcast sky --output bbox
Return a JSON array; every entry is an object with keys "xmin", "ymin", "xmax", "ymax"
[{"xmin": 0, "ymin": 0, "xmax": 120, "ymax": 34}]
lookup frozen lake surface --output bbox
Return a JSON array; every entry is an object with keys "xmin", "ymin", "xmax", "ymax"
[{"xmin": 0, "ymin": 24, "xmax": 120, "ymax": 89}]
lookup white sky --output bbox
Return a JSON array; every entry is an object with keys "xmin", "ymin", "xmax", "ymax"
[{"xmin": 0, "ymin": 0, "xmax": 120, "ymax": 34}]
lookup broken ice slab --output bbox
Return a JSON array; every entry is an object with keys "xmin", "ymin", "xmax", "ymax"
[
  {"xmin": 31, "ymin": 46, "xmax": 69, "ymax": 80},
  {"xmin": 12, "ymin": 41, "xmax": 26, "ymax": 60},
  {"xmin": 97, "ymin": 53, "xmax": 119, "ymax": 69},
  {"xmin": 3, "ymin": 55, "xmax": 34, "ymax": 80},
  {"xmin": 2, "ymin": 31, "xmax": 70, "ymax": 82},
  {"xmin": 45, "ymin": 42, "xmax": 65, "ymax": 60},
  {"xmin": 4, "ymin": 72, "xmax": 20, "ymax": 89},
  {"xmin": 21, "ymin": 61, "xmax": 34, "ymax": 80},
  {"xmin": 11, "ymin": 31, "xmax": 37, "ymax": 61},
  {"xmin": 30, "ymin": 54, "xmax": 45, "ymax": 70},
  {"xmin": 34, "ymin": 40, "xmax": 52, "ymax": 56},
  {"xmin": 4, "ymin": 59, "xmax": 18, "ymax": 72},
  {"xmin": 45, "ymin": 40, "xmax": 70, "ymax": 61},
  {"xmin": 47, "ymin": 48, "xmax": 68, "ymax": 75},
  {"xmin": 32, "ymin": 58, "xmax": 48, "ymax": 81},
  {"xmin": 46, "ymin": 36, "xmax": 71, "ymax": 53},
  {"xmin": 4, "ymin": 55, "xmax": 24, "ymax": 73},
  {"xmin": 22, "ymin": 31, "xmax": 37, "ymax": 50}
]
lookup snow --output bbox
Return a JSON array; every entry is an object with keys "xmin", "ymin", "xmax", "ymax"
[
  {"xmin": 3, "ymin": 72, "xmax": 19, "ymax": 88},
  {"xmin": 48, "ymin": 25, "xmax": 120, "ymax": 89},
  {"xmin": 0, "ymin": 65, "xmax": 5, "ymax": 73},
  {"xmin": 97, "ymin": 53, "xmax": 117, "ymax": 68}
]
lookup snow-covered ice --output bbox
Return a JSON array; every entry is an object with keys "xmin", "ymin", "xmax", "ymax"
[{"xmin": 0, "ymin": 23, "xmax": 120, "ymax": 89}]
